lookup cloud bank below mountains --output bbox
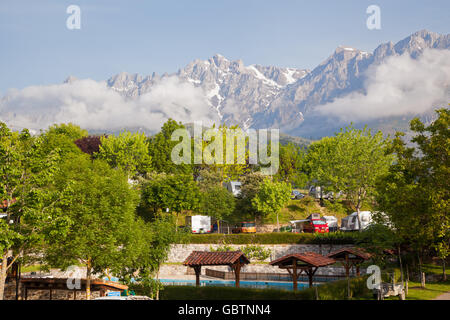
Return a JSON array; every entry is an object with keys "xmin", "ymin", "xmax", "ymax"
[
  {"xmin": 0, "ymin": 48, "xmax": 449, "ymax": 134},
  {"xmin": 314, "ymin": 49, "xmax": 450, "ymax": 122},
  {"xmin": 0, "ymin": 76, "xmax": 220, "ymax": 133}
]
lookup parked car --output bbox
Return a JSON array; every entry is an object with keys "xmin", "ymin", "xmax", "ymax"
[
  {"xmin": 321, "ymin": 215, "xmax": 338, "ymax": 232},
  {"xmin": 340, "ymin": 211, "xmax": 373, "ymax": 232},
  {"xmin": 291, "ymin": 190, "xmax": 305, "ymax": 200},
  {"xmin": 232, "ymin": 222, "xmax": 256, "ymax": 234},
  {"xmin": 309, "ymin": 186, "xmax": 345, "ymax": 201}
]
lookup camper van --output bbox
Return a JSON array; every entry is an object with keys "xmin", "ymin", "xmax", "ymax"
[
  {"xmin": 185, "ymin": 215, "xmax": 212, "ymax": 234},
  {"xmin": 340, "ymin": 211, "xmax": 373, "ymax": 232},
  {"xmin": 289, "ymin": 213, "xmax": 329, "ymax": 233},
  {"xmin": 321, "ymin": 216, "xmax": 338, "ymax": 232},
  {"xmin": 224, "ymin": 181, "xmax": 242, "ymax": 197}
]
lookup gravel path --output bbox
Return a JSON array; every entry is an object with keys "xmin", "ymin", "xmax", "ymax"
[{"xmin": 434, "ymin": 292, "xmax": 450, "ymax": 300}]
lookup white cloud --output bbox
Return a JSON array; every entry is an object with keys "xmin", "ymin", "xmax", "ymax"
[
  {"xmin": 0, "ymin": 76, "xmax": 220, "ymax": 133},
  {"xmin": 314, "ymin": 49, "xmax": 450, "ymax": 121}
]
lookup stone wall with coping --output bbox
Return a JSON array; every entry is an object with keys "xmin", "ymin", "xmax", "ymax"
[
  {"xmin": 161, "ymin": 243, "xmax": 362, "ymax": 277},
  {"xmin": 158, "ymin": 263, "xmax": 364, "ymax": 277},
  {"xmin": 167, "ymin": 243, "xmax": 353, "ymax": 263}
]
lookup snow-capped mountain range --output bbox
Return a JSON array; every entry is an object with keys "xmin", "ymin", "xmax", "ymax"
[
  {"xmin": 2, "ymin": 30, "xmax": 449, "ymax": 138},
  {"xmin": 101, "ymin": 30, "xmax": 449, "ymax": 137}
]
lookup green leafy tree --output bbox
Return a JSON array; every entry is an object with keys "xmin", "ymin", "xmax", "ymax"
[
  {"xmin": 251, "ymin": 178, "xmax": 291, "ymax": 231},
  {"xmin": 305, "ymin": 125, "xmax": 393, "ymax": 231},
  {"xmin": 0, "ymin": 123, "xmax": 68, "ymax": 300},
  {"xmin": 96, "ymin": 130, "xmax": 152, "ymax": 177},
  {"xmin": 140, "ymin": 173, "xmax": 200, "ymax": 230},
  {"xmin": 39, "ymin": 123, "xmax": 88, "ymax": 160},
  {"xmin": 200, "ymin": 186, "xmax": 236, "ymax": 229},
  {"xmin": 44, "ymin": 154, "xmax": 140, "ymax": 300},
  {"xmin": 235, "ymin": 172, "xmax": 265, "ymax": 223},
  {"xmin": 148, "ymin": 119, "xmax": 192, "ymax": 175},
  {"xmin": 275, "ymin": 143, "xmax": 308, "ymax": 187},
  {"xmin": 117, "ymin": 215, "xmax": 186, "ymax": 299},
  {"xmin": 376, "ymin": 108, "xmax": 450, "ymax": 281},
  {"xmin": 197, "ymin": 169, "xmax": 222, "ymax": 192}
]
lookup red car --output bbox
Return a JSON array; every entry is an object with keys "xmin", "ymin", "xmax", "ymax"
[{"xmin": 302, "ymin": 219, "xmax": 329, "ymax": 233}]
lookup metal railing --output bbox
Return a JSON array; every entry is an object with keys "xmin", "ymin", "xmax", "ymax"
[{"xmin": 205, "ymin": 268, "xmax": 346, "ymax": 282}]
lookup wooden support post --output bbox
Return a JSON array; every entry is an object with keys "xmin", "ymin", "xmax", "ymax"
[
  {"xmin": 193, "ymin": 266, "xmax": 202, "ymax": 287},
  {"xmin": 356, "ymin": 265, "xmax": 360, "ymax": 277},
  {"xmin": 49, "ymin": 289, "xmax": 52, "ymax": 300},
  {"xmin": 292, "ymin": 259, "xmax": 298, "ymax": 291},
  {"xmin": 345, "ymin": 254, "xmax": 350, "ymax": 277},
  {"xmin": 24, "ymin": 287, "xmax": 28, "ymax": 300},
  {"xmin": 233, "ymin": 261, "xmax": 242, "ymax": 288},
  {"xmin": 74, "ymin": 290, "xmax": 76, "ymax": 300}
]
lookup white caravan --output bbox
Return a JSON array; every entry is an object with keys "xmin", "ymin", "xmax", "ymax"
[
  {"xmin": 185, "ymin": 215, "xmax": 212, "ymax": 234},
  {"xmin": 340, "ymin": 211, "xmax": 373, "ymax": 232},
  {"xmin": 224, "ymin": 181, "xmax": 242, "ymax": 197},
  {"xmin": 321, "ymin": 216, "xmax": 338, "ymax": 232}
]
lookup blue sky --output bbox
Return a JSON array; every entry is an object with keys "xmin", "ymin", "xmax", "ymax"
[{"xmin": 0, "ymin": 0, "xmax": 449, "ymax": 93}]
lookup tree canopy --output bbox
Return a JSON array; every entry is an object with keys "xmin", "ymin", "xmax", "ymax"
[
  {"xmin": 305, "ymin": 125, "xmax": 394, "ymax": 230},
  {"xmin": 97, "ymin": 130, "xmax": 153, "ymax": 177}
]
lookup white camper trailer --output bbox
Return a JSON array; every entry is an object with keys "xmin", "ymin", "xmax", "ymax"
[
  {"xmin": 321, "ymin": 216, "xmax": 338, "ymax": 232},
  {"xmin": 340, "ymin": 211, "xmax": 373, "ymax": 232},
  {"xmin": 224, "ymin": 181, "xmax": 242, "ymax": 197},
  {"xmin": 185, "ymin": 215, "xmax": 212, "ymax": 234}
]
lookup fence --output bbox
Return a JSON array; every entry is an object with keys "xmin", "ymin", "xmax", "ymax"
[{"xmin": 205, "ymin": 268, "xmax": 346, "ymax": 282}]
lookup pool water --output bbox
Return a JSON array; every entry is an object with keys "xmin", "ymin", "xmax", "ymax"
[
  {"xmin": 105, "ymin": 277, "xmax": 319, "ymax": 291},
  {"xmin": 159, "ymin": 279, "xmax": 312, "ymax": 291}
]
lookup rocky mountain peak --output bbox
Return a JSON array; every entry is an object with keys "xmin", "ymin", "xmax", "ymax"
[{"xmin": 96, "ymin": 30, "xmax": 449, "ymax": 137}]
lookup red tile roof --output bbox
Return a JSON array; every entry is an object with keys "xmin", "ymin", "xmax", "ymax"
[
  {"xmin": 270, "ymin": 252, "xmax": 335, "ymax": 268},
  {"xmin": 183, "ymin": 251, "xmax": 250, "ymax": 266},
  {"xmin": 327, "ymin": 247, "xmax": 371, "ymax": 260}
]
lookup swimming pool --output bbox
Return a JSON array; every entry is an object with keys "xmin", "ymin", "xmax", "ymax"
[
  {"xmin": 105, "ymin": 277, "xmax": 320, "ymax": 291},
  {"xmin": 159, "ymin": 279, "xmax": 313, "ymax": 291}
]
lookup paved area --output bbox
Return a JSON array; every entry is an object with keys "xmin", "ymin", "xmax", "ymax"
[{"xmin": 434, "ymin": 292, "xmax": 450, "ymax": 300}]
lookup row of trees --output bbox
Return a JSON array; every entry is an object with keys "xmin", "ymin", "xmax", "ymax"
[
  {"xmin": 1, "ymin": 107, "xmax": 448, "ymax": 298},
  {"xmin": 0, "ymin": 123, "xmax": 182, "ymax": 300}
]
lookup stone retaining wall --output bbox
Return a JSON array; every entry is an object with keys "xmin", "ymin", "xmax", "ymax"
[
  {"xmin": 158, "ymin": 263, "xmax": 364, "ymax": 277},
  {"xmin": 161, "ymin": 243, "xmax": 362, "ymax": 277},
  {"xmin": 167, "ymin": 243, "xmax": 352, "ymax": 263}
]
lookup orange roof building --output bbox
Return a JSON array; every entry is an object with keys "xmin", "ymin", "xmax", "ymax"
[{"xmin": 270, "ymin": 252, "xmax": 336, "ymax": 290}]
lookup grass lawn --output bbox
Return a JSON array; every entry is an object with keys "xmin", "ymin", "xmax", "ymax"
[
  {"xmin": 383, "ymin": 280, "xmax": 450, "ymax": 300},
  {"xmin": 422, "ymin": 263, "xmax": 449, "ymax": 277},
  {"xmin": 406, "ymin": 280, "xmax": 450, "ymax": 300},
  {"xmin": 131, "ymin": 276, "xmax": 372, "ymax": 300}
]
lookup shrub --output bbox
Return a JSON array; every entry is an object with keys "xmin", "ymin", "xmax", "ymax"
[
  {"xmin": 209, "ymin": 244, "xmax": 234, "ymax": 252},
  {"xmin": 182, "ymin": 232, "xmax": 358, "ymax": 245},
  {"xmin": 323, "ymin": 200, "xmax": 349, "ymax": 215},
  {"xmin": 299, "ymin": 195, "xmax": 315, "ymax": 206},
  {"xmin": 241, "ymin": 245, "xmax": 272, "ymax": 261},
  {"xmin": 149, "ymin": 276, "xmax": 372, "ymax": 300}
]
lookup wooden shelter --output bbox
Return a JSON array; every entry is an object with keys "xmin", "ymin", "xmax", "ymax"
[
  {"xmin": 20, "ymin": 278, "xmax": 128, "ymax": 300},
  {"xmin": 270, "ymin": 252, "xmax": 335, "ymax": 290},
  {"xmin": 183, "ymin": 251, "xmax": 250, "ymax": 288},
  {"xmin": 328, "ymin": 247, "xmax": 371, "ymax": 277}
]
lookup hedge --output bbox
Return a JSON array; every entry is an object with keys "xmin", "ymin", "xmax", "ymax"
[
  {"xmin": 130, "ymin": 276, "xmax": 372, "ymax": 300},
  {"xmin": 180, "ymin": 232, "xmax": 359, "ymax": 245}
]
